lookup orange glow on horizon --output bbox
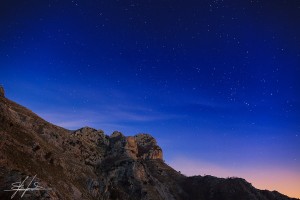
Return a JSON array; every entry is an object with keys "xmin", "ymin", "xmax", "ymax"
[{"xmin": 169, "ymin": 157, "xmax": 300, "ymax": 199}]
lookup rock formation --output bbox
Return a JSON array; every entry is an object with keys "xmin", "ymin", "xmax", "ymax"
[{"xmin": 0, "ymin": 88, "xmax": 298, "ymax": 200}]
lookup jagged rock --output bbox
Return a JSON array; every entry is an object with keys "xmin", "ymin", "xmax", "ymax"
[
  {"xmin": 110, "ymin": 131, "xmax": 124, "ymax": 139},
  {"xmin": 0, "ymin": 93, "xmax": 298, "ymax": 200},
  {"xmin": 124, "ymin": 136, "xmax": 138, "ymax": 159},
  {"xmin": 73, "ymin": 126, "xmax": 105, "ymax": 143},
  {"xmin": 135, "ymin": 134, "xmax": 163, "ymax": 160}
]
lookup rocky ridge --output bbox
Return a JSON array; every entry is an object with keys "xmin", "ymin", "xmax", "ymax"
[{"xmin": 0, "ymin": 88, "xmax": 298, "ymax": 200}]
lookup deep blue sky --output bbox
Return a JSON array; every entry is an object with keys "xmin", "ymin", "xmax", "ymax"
[{"xmin": 1, "ymin": 0, "xmax": 300, "ymax": 197}]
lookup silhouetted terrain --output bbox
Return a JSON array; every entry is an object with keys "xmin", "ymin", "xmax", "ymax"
[{"xmin": 0, "ymin": 87, "xmax": 298, "ymax": 200}]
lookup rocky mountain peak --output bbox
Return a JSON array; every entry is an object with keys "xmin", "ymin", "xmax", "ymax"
[
  {"xmin": 0, "ymin": 93, "xmax": 297, "ymax": 200},
  {"xmin": 68, "ymin": 127, "xmax": 163, "ymax": 162}
]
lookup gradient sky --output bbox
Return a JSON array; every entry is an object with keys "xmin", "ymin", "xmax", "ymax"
[{"xmin": 1, "ymin": 0, "xmax": 299, "ymax": 198}]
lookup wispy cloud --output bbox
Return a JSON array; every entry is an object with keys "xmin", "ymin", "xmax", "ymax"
[{"xmin": 37, "ymin": 104, "xmax": 181, "ymax": 131}]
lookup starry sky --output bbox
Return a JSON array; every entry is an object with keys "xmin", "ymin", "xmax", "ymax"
[{"xmin": 0, "ymin": 0, "xmax": 300, "ymax": 198}]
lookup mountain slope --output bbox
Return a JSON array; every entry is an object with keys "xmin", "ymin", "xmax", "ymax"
[{"xmin": 0, "ymin": 88, "xmax": 298, "ymax": 200}]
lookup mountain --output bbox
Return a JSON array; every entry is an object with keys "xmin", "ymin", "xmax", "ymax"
[{"xmin": 0, "ymin": 87, "xmax": 298, "ymax": 200}]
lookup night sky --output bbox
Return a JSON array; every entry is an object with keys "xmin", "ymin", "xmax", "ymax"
[{"xmin": 1, "ymin": 0, "xmax": 299, "ymax": 198}]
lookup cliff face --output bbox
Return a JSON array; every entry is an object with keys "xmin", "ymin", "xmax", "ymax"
[{"xmin": 0, "ymin": 91, "xmax": 298, "ymax": 200}]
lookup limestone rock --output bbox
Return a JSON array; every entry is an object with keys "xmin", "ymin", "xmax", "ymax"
[
  {"xmin": 124, "ymin": 136, "xmax": 138, "ymax": 158},
  {"xmin": 135, "ymin": 134, "xmax": 163, "ymax": 160}
]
